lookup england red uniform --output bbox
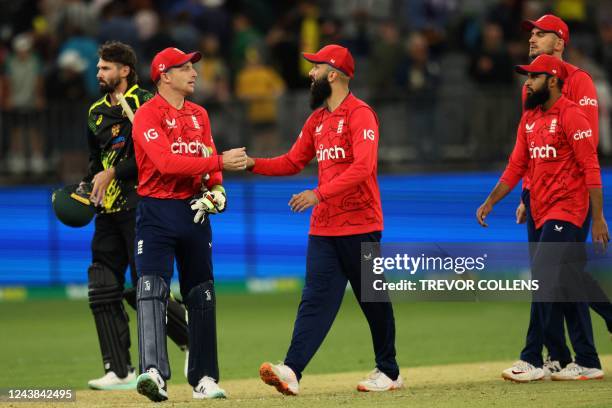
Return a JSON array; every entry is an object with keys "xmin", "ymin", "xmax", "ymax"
[
  {"xmin": 252, "ymin": 93, "xmax": 382, "ymax": 236},
  {"xmin": 132, "ymin": 93, "xmax": 222, "ymax": 198},
  {"xmin": 521, "ymin": 61, "xmax": 599, "ymax": 189},
  {"xmin": 501, "ymin": 95, "xmax": 601, "ymax": 229}
]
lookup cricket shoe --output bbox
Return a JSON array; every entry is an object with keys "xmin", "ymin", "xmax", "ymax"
[
  {"xmin": 501, "ymin": 360, "xmax": 544, "ymax": 383},
  {"xmin": 542, "ymin": 357, "xmax": 562, "ymax": 380},
  {"xmin": 136, "ymin": 368, "xmax": 168, "ymax": 402},
  {"xmin": 551, "ymin": 362, "xmax": 604, "ymax": 381},
  {"xmin": 259, "ymin": 362, "xmax": 299, "ymax": 396},
  {"xmin": 87, "ymin": 369, "xmax": 137, "ymax": 390},
  {"xmin": 193, "ymin": 376, "xmax": 227, "ymax": 399},
  {"xmin": 357, "ymin": 368, "xmax": 404, "ymax": 392}
]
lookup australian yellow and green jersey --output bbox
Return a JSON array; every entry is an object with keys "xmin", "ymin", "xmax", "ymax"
[{"xmin": 85, "ymin": 84, "xmax": 153, "ymax": 213}]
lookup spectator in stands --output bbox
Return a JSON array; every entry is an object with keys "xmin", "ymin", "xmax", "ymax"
[
  {"xmin": 468, "ymin": 21, "xmax": 515, "ymax": 159},
  {"xmin": 60, "ymin": 25, "xmax": 99, "ymax": 97},
  {"xmin": 368, "ymin": 20, "xmax": 404, "ymax": 100},
  {"xmin": 398, "ymin": 31, "xmax": 440, "ymax": 160},
  {"xmin": 45, "ymin": 49, "xmax": 88, "ymax": 102},
  {"xmin": 231, "ymin": 13, "xmax": 263, "ymax": 75},
  {"xmin": 235, "ymin": 47, "xmax": 285, "ymax": 155},
  {"xmin": 2, "ymin": 33, "xmax": 46, "ymax": 175},
  {"xmin": 195, "ymin": 33, "xmax": 230, "ymax": 106}
]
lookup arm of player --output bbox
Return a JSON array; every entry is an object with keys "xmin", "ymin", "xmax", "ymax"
[
  {"xmin": 563, "ymin": 108, "xmax": 608, "ymax": 246},
  {"xmin": 570, "ymin": 71, "xmax": 599, "ymax": 142},
  {"xmin": 203, "ymin": 111, "xmax": 223, "ymax": 189},
  {"xmin": 313, "ymin": 107, "xmax": 379, "ymax": 202},
  {"xmin": 477, "ymin": 118, "xmax": 529, "ymax": 227},
  {"xmin": 249, "ymin": 125, "xmax": 316, "ymax": 176},
  {"xmin": 132, "ymin": 108, "xmax": 223, "ymax": 176}
]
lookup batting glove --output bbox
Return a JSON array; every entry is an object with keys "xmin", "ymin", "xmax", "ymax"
[
  {"xmin": 190, "ymin": 185, "xmax": 226, "ymax": 224},
  {"xmin": 209, "ymin": 185, "xmax": 226, "ymax": 213}
]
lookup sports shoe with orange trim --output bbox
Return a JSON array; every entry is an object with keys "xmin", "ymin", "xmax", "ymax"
[
  {"xmin": 259, "ymin": 362, "xmax": 299, "ymax": 396},
  {"xmin": 551, "ymin": 362, "xmax": 604, "ymax": 381}
]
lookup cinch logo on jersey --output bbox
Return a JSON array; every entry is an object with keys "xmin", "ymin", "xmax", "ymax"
[
  {"xmin": 317, "ymin": 144, "xmax": 346, "ymax": 161},
  {"xmin": 579, "ymin": 96, "xmax": 598, "ymax": 107},
  {"xmin": 573, "ymin": 129, "xmax": 593, "ymax": 140},
  {"xmin": 171, "ymin": 137, "xmax": 208, "ymax": 155},
  {"xmin": 529, "ymin": 142, "xmax": 557, "ymax": 159}
]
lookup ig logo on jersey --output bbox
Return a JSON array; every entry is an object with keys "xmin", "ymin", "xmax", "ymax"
[{"xmin": 144, "ymin": 128, "xmax": 159, "ymax": 142}]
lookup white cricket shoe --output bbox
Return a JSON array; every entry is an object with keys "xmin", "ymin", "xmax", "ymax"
[
  {"xmin": 259, "ymin": 362, "xmax": 299, "ymax": 396},
  {"xmin": 502, "ymin": 360, "xmax": 544, "ymax": 383},
  {"xmin": 543, "ymin": 357, "xmax": 562, "ymax": 380},
  {"xmin": 136, "ymin": 368, "xmax": 168, "ymax": 402},
  {"xmin": 357, "ymin": 368, "xmax": 404, "ymax": 392},
  {"xmin": 551, "ymin": 362, "xmax": 604, "ymax": 381},
  {"xmin": 193, "ymin": 376, "xmax": 227, "ymax": 399},
  {"xmin": 87, "ymin": 370, "xmax": 137, "ymax": 390}
]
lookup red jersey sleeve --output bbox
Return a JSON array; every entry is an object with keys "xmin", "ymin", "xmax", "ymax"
[
  {"xmin": 201, "ymin": 109, "xmax": 223, "ymax": 188},
  {"xmin": 315, "ymin": 107, "xmax": 378, "ymax": 201},
  {"xmin": 562, "ymin": 106, "xmax": 601, "ymax": 188},
  {"xmin": 133, "ymin": 106, "xmax": 223, "ymax": 176},
  {"xmin": 568, "ymin": 70, "xmax": 599, "ymax": 144},
  {"xmin": 500, "ymin": 115, "xmax": 529, "ymax": 190},
  {"xmin": 251, "ymin": 117, "xmax": 316, "ymax": 176}
]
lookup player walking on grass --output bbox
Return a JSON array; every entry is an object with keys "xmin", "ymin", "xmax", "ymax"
[
  {"xmin": 514, "ymin": 15, "xmax": 612, "ymax": 377},
  {"xmin": 476, "ymin": 55, "xmax": 609, "ymax": 382},
  {"xmin": 246, "ymin": 45, "xmax": 402, "ymax": 395},
  {"xmin": 131, "ymin": 47, "xmax": 247, "ymax": 402},
  {"xmin": 83, "ymin": 41, "xmax": 190, "ymax": 391}
]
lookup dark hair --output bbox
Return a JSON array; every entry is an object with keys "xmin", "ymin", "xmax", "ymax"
[
  {"xmin": 98, "ymin": 41, "xmax": 138, "ymax": 87},
  {"xmin": 546, "ymin": 74, "xmax": 564, "ymax": 90}
]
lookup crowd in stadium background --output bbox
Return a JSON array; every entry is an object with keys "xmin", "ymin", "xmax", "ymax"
[{"xmin": 0, "ymin": 0, "xmax": 611, "ymax": 180}]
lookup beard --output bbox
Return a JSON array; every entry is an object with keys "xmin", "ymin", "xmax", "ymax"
[
  {"xmin": 99, "ymin": 77, "xmax": 120, "ymax": 94},
  {"xmin": 309, "ymin": 77, "xmax": 332, "ymax": 110},
  {"xmin": 524, "ymin": 85, "xmax": 550, "ymax": 110}
]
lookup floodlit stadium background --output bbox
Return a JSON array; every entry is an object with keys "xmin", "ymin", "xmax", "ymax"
[{"xmin": 1, "ymin": 0, "xmax": 611, "ymax": 289}]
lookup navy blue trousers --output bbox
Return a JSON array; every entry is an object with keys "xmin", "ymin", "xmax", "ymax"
[
  {"xmin": 284, "ymin": 232, "xmax": 399, "ymax": 381},
  {"xmin": 135, "ymin": 197, "xmax": 213, "ymax": 297},
  {"xmin": 521, "ymin": 190, "xmax": 602, "ymax": 368}
]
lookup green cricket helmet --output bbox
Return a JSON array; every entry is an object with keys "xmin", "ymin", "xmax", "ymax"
[{"xmin": 51, "ymin": 184, "xmax": 95, "ymax": 227}]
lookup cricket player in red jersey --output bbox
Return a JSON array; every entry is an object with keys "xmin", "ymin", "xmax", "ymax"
[
  {"xmin": 476, "ymin": 54, "xmax": 609, "ymax": 382},
  {"xmin": 515, "ymin": 14, "xmax": 612, "ymax": 375},
  {"xmin": 247, "ymin": 45, "xmax": 402, "ymax": 395},
  {"xmin": 130, "ymin": 47, "xmax": 247, "ymax": 402}
]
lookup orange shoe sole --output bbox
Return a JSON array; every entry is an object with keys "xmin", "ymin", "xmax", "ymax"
[
  {"xmin": 551, "ymin": 375, "xmax": 604, "ymax": 381},
  {"xmin": 259, "ymin": 363, "xmax": 297, "ymax": 396},
  {"xmin": 356, "ymin": 384, "xmax": 402, "ymax": 392}
]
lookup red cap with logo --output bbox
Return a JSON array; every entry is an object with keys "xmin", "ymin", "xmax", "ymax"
[
  {"xmin": 515, "ymin": 54, "xmax": 567, "ymax": 79},
  {"xmin": 302, "ymin": 45, "xmax": 355, "ymax": 78},
  {"xmin": 150, "ymin": 47, "xmax": 202, "ymax": 83},
  {"xmin": 522, "ymin": 14, "xmax": 570, "ymax": 44}
]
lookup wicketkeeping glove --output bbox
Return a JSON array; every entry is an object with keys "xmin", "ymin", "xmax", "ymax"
[{"xmin": 190, "ymin": 185, "xmax": 227, "ymax": 224}]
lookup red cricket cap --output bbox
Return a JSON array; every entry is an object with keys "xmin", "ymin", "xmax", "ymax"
[
  {"xmin": 151, "ymin": 47, "xmax": 201, "ymax": 83},
  {"xmin": 522, "ymin": 14, "xmax": 570, "ymax": 44},
  {"xmin": 303, "ymin": 44, "xmax": 355, "ymax": 78},
  {"xmin": 515, "ymin": 54, "xmax": 567, "ymax": 80}
]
